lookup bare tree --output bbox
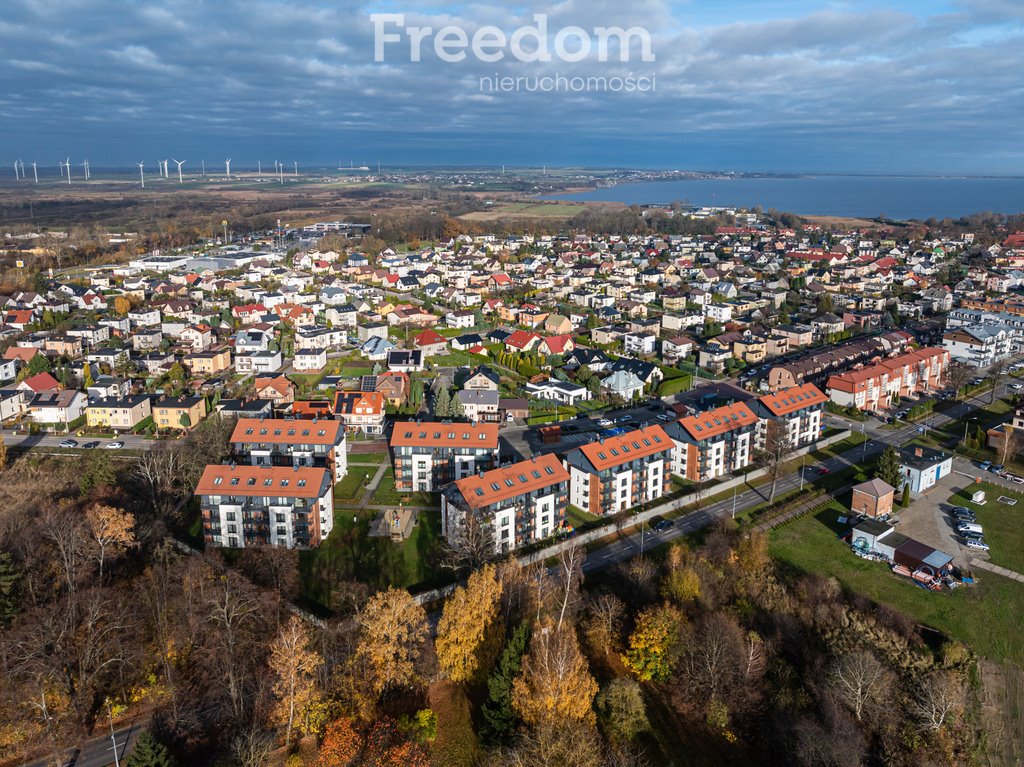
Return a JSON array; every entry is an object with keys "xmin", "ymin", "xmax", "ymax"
[
  {"xmin": 755, "ymin": 420, "xmax": 797, "ymax": 503},
  {"xmin": 828, "ymin": 649, "xmax": 891, "ymax": 722},
  {"xmin": 231, "ymin": 725, "xmax": 274, "ymax": 767},
  {"xmin": 909, "ymin": 671, "xmax": 967, "ymax": 732},
  {"xmin": 442, "ymin": 509, "xmax": 497, "ymax": 573},
  {"xmin": 945, "ymin": 360, "xmax": 972, "ymax": 401},
  {"xmin": 997, "ymin": 427, "xmax": 1022, "ymax": 466},
  {"xmin": 988, "ymin": 357, "xmax": 1012, "ymax": 404},
  {"xmin": 132, "ymin": 446, "xmax": 186, "ymax": 522},
  {"xmin": 40, "ymin": 501, "xmax": 88, "ymax": 598},
  {"xmin": 582, "ymin": 593, "xmax": 624, "ymax": 658},
  {"xmin": 554, "ymin": 544, "xmax": 585, "ymax": 631}
]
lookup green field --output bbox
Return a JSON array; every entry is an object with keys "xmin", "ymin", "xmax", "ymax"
[
  {"xmin": 770, "ymin": 502, "xmax": 1024, "ymax": 664},
  {"xmin": 950, "ymin": 482, "xmax": 1024, "ymax": 574},
  {"xmin": 334, "ymin": 470, "xmax": 371, "ymax": 505}
]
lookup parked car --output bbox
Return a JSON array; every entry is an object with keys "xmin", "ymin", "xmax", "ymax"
[
  {"xmin": 950, "ymin": 506, "xmax": 972, "ymax": 515},
  {"xmin": 657, "ymin": 414, "xmax": 671, "ymax": 422},
  {"xmin": 957, "ymin": 521, "xmax": 984, "ymax": 535},
  {"xmin": 597, "ymin": 418, "xmax": 613, "ymax": 427},
  {"xmin": 961, "ymin": 530, "xmax": 985, "ymax": 542},
  {"xmin": 979, "ymin": 460, "xmax": 993, "ymax": 471},
  {"xmin": 990, "ymin": 464, "xmax": 1005, "ymax": 474},
  {"xmin": 952, "ymin": 510, "xmax": 977, "ymax": 523},
  {"xmin": 58, "ymin": 439, "xmax": 78, "ymax": 448},
  {"xmin": 650, "ymin": 515, "xmax": 674, "ymax": 532},
  {"xmin": 965, "ymin": 539, "xmax": 990, "ymax": 551},
  {"xmin": 105, "ymin": 441, "xmax": 125, "ymax": 449}
]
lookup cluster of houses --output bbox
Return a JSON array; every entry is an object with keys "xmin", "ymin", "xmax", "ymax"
[{"xmin": 8, "ymin": 219, "xmax": 1024, "ymax": 553}]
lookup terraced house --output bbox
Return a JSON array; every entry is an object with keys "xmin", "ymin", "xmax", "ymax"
[
  {"xmin": 563, "ymin": 425, "xmax": 673, "ymax": 516},
  {"xmin": 230, "ymin": 417, "xmax": 348, "ymax": 481},
  {"xmin": 195, "ymin": 465, "xmax": 334, "ymax": 550},
  {"xmin": 666, "ymin": 402, "xmax": 760, "ymax": 482},
  {"xmin": 826, "ymin": 347, "xmax": 949, "ymax": 412},
  {"xmin": 440, "ymin": 454, "xmax": 569, "ymax": 553},
  {"xmin": 390, "ymin": 421, "xmax": 501, "ymax": 492}
]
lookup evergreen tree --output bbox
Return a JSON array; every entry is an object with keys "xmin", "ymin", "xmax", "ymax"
[
  {"xmin": 450, "ymin": 393, "xmax": 465, "ymax": 420},
  {"xmin": 0, "ymin": 552, "xmax": 19, "ymax": 626},
  {"xmin": 124, "ymin": 731, "xmax": 175, "ymax": 767},
  {"xmin": 875, "ymin": 446, "xmax": 901, "ymax": 490},
  {"xmin": 83, "ymin": 363, "xmax": 94, "ymax": 389},
  {"xmin": 899, "ymin": 483, "xmax": 911, "ymax": 509},
  {"xmin": 434, "ymin": 386, "xmax": 451, "ymax": 418},
  {"xmin": 481, "ymin": 622, "xmax": 530, "ymax": 745}
]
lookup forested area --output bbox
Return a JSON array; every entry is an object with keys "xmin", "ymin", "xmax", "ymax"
[{"xmin": 0, "ymin": 418, "xmax": 979, "ymax": 766}]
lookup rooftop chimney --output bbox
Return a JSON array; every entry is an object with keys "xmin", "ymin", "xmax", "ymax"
[{"xmin": 915, "ymin": 447, "xmax": 924, "ymax": 457}]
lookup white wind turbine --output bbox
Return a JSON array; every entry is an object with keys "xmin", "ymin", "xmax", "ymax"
[
  {"xmin": 293, "ymin": 161, "xmax": 298, "ymax": 177},
  {"xmin": 258, "ymin": 161, "xmax": 262, "ymax": 176},
  {"xmin": 163, "ymin": 159, "xmax": 170, "ymax": 178},
  {"xmin": 13, "ymin": 160, "xmax": 20, "ymax": 180},
  {"xmin": 138, "ymin": 161, "xmax": 146, "ymax": 189},
  {"xmin": 31, "ymin": 162, "xmax": 38, "ymax": 183},
  {"xmin": 64, "ymin": 157, "xmax": 71, "ymax": 184},
  {"xmin": 224, "ymin": 159, "xmax": 231, "ymax": 178},
  {"xmin": 81, "ymin": 159, "xmax": 90, "ymax": 180},
  {"xmin": 172, "ymin": 159, "xmax": 186, "ymax": 183}
]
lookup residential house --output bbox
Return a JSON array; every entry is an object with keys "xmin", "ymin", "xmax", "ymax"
[
  {"xmin": 524, "ymin": 379, "xmax": 591, "ymax": 406},
  {"xmin": 601, "ymin": 370, "xmax": 645, "ymax": 401},
  {"xmin": 333, "ymin": 390, "xmax": 386, "ymax": 434},
  {"xmin": 666, "ymin": 402, "xmax": 760, "ymax": 481},
  {"xmin": 255, "ymin": 376, "xmax": 296, "ymax": 406},
  {"xmin": 414, "ymin": 329, "xmax": 449, "ymax": 357},
  {"xmin": 86, "ymin": 394, "xmax": 153, "ymax": 431},
  {"xmin": 896, "ymin": 445, "xmax": 953, "ymax": 498},
  {"xmin": 236, "ymin": 350, "xmax": 283, "ymax": 375},
  {"xmin": 28, "ymin": 389, "xmax": 88, "ymax": 427},
  {"xmin": 387, "ymin": 349, "xmax": 424, "ymax": 373},
  {"xmin": 827, "ymin": 348, "xmax": 949, "ymax": 412},
  {"xmin": 154, "ymin": 396, "xmax": 208, "ymax": 430},
  {"xmin": 376, "ymin": 370, "xmax": 410, "ymax": 407},
  {"xmin": 752, "ymin": 383, "xmax": 827, "ymax": 448},
  {"xmin": 184, "ymin": 347, "xmax": 232, "ymax": 377},
  {"xmin": 294, "ymin": 349, "xmax": 328, "ymax": 372},
  {"xmin": 456, "ymin": 389, "xmax": 501, "ymax": 421},
  {"xmin": 851, "ymin": 478, "xmax": 895, "ymax": 519}
]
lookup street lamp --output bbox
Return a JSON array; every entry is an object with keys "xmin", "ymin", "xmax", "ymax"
[
  {"xmin": 106, "ymin": 700, "xmax": 120, "ymax": 767},
  {"xmin": 963, "ymin": 417, "xmax": 977, "ymax": 445}
]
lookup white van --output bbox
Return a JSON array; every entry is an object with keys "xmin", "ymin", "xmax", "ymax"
[{"xmin": 957, "ymin": 522, "xmax": 983, "ymax": 535}]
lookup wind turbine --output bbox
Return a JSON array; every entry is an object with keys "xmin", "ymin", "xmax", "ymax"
[
  {"xmin": 81, "ymin": 159, "xmax": 89, "ymax": 180},
  {"xmin": 293, "ymin": 161, "xmax": 298, "ymax": 177},
  {"xmin": 278, "ymin": 162, "xmax": 283, "ymax": 184},
  {"xmin": 138, "ymin": 161, "xmax": 146, "ymax": 189},
  {"xmin": 201, "ymin": 159, "xmax": 206, "ymax": 177},
  {"xmin": 64, "ymin": 157, "xmax": 71, "ymax": 184},
  {"xmin": 224, "ymin": 159, "xmax": 231, "ymax": 178},
  {"xmin": 163, "ymin": 159, "xmax": 169, "ymax": 178},
  {"xmin": 31, "ymin": 162, "xmax": 38, "ymax": 183},
  {"xmin": 172, "ymin": 159, "xmax": 186, "ymax": 183},
  {"xmin": 13, "ymin": 161, "xmax": 19, "ymax": 180},
  {"xmin": 258, "ymin": 161, "xmax": 262, "ymax": 176}
]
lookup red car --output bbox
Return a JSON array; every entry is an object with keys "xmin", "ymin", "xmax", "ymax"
[{"xmin": 816, "ymin": 467, "xmax": 831, "ymax": 476}]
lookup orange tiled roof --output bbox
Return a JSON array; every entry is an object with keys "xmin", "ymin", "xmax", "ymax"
[
  {"xmin": 453, "ymin": 454, "xmax": 568, "ymax": 510},
  {"xmin": 231, "ymin": 417, "xmax": 340, "ymax": 445},
  {"xmin": 578, "ymin": 425, "xmax": 672, "ymax": 471},
  {"xmin": 195, "ymin": 465, "xmax": 328, "ymax": 498},
  {"xmin": 758, "ymin": 383, "xmax": 827, "ymax": 417},
  {"xmin": 390, "ymin": 421, "xmax": 499, "ymax": 449},
  {"xmin": 678, "ymin": 402, "xmax": 758, "ymax": 441}
]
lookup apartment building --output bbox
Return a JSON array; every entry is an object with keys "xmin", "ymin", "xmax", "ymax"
[
  {"xmin": 440, "ymin": 453, "xmax": 569, "ymax": 553},
  {"xmin": 390, "ymin": 421, "xmax": 501, "ymax": 492},
  {"xmin": 231, "ymin": 417, "xmax": 348, "ymax": 481},
  {"xmin": 665, "ymin": 402, "xmax": 759, "ymax": 482},
  {"xmin": 563, "ymin": 425, "xmax": 673, "ymax": 515},
  {"xmin": 195, "ymin": 465, "xmax": 334, "ymax": 549},
  {"xmin": 827, "ymin": 347, "xmax": 949, "ymax": 412},
  {"xmin": 942, "ymin": 325, "xmax": 1014, "ymax": 367},
  {"xmin": 752, "ymin": 383, "xmax": 827, "ymax": 448}
]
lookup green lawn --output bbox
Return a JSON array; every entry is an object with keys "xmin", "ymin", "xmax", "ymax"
[
  {"xmin": 770, "ymin": 502, "xmax": 1024, "ymax": 664},
  {"xmin": 348, "ymin": 449, "xmax": 388, "ymax": 466},
  {"xmin": 370, "ymin": 467, "xmax": 441, "ymax": 508},
  {"xmin": 807, "ymin": 431, "xmax": 867, "ymax": 461},
  {"xmin": 950, "ymin": 482, "xmax": 1024, "ymax": 574},
  {"xmin": 334, "ymin": 470, "xmax": 371, "ymax": 504},
  {"xmin": 566, "ymin": 504, "xmax": 601, "ymax": 530},
  {"xmin": 299, "ymin": 506, "xmax": 450, "ymax": 605}
]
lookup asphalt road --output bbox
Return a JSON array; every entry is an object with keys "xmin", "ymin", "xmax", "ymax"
[
  {"xmin": 582, "ymin": 380, "xmax": 1017, "ymax": 575},
  {"xmin": 21, "ymin": 723, "xmax": 138, "ymax": 767},
  {"xmin": 2, "ymin": 430, "xmax": 150, "ymax": 452}
]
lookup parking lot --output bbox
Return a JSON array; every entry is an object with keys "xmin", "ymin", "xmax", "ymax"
[{"xmin": 896, "ymin": 472, "xmax": 977, "ymax": 568}]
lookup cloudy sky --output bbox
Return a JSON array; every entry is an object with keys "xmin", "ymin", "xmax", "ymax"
[{"xmin": 1, "ymin": 0, "xmax": 1022, "ymax": 172}]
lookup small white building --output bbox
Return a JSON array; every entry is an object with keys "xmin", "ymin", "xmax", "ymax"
[
  {"xmin": 294, "ymin": 349, "xmax": 328, "ymax": 372},
  {"xmin": 896, "ymin": 445, "xmax": 953, "ymax": 497},
  {"xmin": 236, "ymin": 350, "xmax": 283, "ymax": 375}
]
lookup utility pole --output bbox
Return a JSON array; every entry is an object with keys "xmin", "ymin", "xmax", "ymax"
[
  {"xmin": 861, "ymin": 421, "xmax": 868, "ymax": 462},
  {"xmin": 731, "ymin": 483, "xmax": 738, "ymax": 518},
  {"xmin": 106, "ymin": 700, "xmax": 121, "ymax": 767},
  {"xmin": 800, "ymin": 454, "xmax": 805, "ymax": 491}
]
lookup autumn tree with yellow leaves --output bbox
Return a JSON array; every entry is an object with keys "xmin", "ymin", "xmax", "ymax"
[
  {"xmin": 622, "ymin": 603, "xmax": 685, "ymax": 682},
  {"xmin": 85, "ymin": 504, "xmax": 135, "ymax": 581},
  {"xmin": 435, "ymin": 564, "xmax": 503, "ymax": 684},
  {"xmin": 512, "ymin": 618, "xmax": 598, "ymax": 727},
  {"xmin": 269, "ymin": 615, "xmax": 322, "ymax": 746},
  {"xmin": 354, "ymin": 588, "xmax": 429, "ymax": 695}
]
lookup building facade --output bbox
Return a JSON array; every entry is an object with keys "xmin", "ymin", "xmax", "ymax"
[
  {"xmin": 231, "ymin": 417, "xmax": 348, "ymax": 481},
  {"xmin": 753, "ymin": 383, "xmax": 827, "ymax": 448},
  {"xmin": 826, "ymin": 347, "xmax": 949, "ymax": 412},
  {"xmin": 666, "ymin": 402, "xmax": 759, "ymax": 482},
  {"xmin": 440, "ymin": 454, "xmax": 569, "ymax": 553},
  {"xmin": 195, "ymin": 465, "xmax": 334, "ymax": 549},
  {"xmin": 390, "ymin": 421, "xmax": 501, "ymax": 492},
  {"xmin": 563, "ymin": 425, "xmax": 673, "ymax": 515}
]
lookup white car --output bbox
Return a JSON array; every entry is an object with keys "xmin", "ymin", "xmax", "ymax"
[
  {"xmin": 597, "ymin": 418, "xmax": 613, "ymax": 427},
  {"xmin": 965, "ymin": 539, "xmax": 990, "ymax": 552},
  {"xmin": 105, "ymin": 441, "xmax": 125, "ymax": 449}
]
